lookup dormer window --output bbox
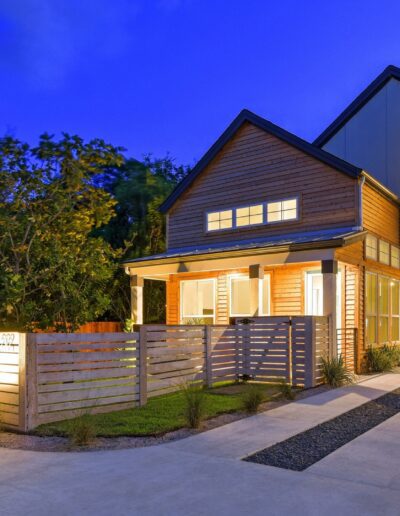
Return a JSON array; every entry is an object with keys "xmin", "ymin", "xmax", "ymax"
[
  {"xmin": 207, "ymin": 210, "xmax": 233, "ymax": 231},
  {"xmin": 267, "ymin": 198, "xmax": 298, "ymax": 223},
  {"xmin": 236, "ymin": 204, "xmax": 263, "ymax": 227}
]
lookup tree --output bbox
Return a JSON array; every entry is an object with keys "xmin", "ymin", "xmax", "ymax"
[
  {"xmin": 99, "ymin": 156, "xmax": 189, "ymax": 323},
  {"xmin": 0, "ymin": 133, "xmax": 124, "ymax": 331}
]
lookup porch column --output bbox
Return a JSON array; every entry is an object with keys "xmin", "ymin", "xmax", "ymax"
[
  {"xmin": 249, "ymin": 264, "xmax": 264, "ymax": 317},
  {"xmin": 322, "ymin": 260, "xmax": 337, "ymax": 357},
  {"xmin": 130, "ymin": 275, "xmax": 144, "ymax": 325}
]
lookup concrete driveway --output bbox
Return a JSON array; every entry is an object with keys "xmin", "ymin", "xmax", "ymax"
[{"xmin": 1, "ymin": 374, "xmax": 400, "ymax": 516}]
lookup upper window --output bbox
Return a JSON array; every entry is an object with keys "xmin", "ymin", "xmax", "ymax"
[
  {"xmin": 365, "ymin": 234, "xmax": 378, "ymax": 260},
  {"xmin": 379, "ymin": 240, "xmax": 390, "ymax": 265},
  {"xmin": 236, "ymin": 204, "xmax": 263, "ymax": 227},
  {"xmin": 392, "ymin": 246, "xmax": 400, "ymax": 269},
  {"xmin": 207, "ymin": 210, "xmax": 233, "ymax": 232},
  {"xmin": 267, "ymin": 198, "xmax": 298, "ymax": 223}
]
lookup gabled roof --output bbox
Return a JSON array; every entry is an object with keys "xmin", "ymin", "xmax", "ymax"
[
  {"xmin": 124, "ymin": 226, "xmax": 365, "ymax": 267},
  {"xmin": 159, "ymin": 109, "xmax": 362, "ymax": 213},
  {"xmin": 314, "ymin": 65, "xmax": 400, "ymax": 148}
]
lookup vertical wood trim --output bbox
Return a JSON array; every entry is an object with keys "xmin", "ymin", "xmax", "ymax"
[
  {"xmin": 18, "ymin": 333, "xmax": 27, "ymax": 432},
  {"xmin": 205, "ymin": 325, "xmax": 212, "ymax": 387},
  {"xmin": 304, "ymin": 317, "xmax": 316, "ymax": 388},
  {"xmin": 288, "ymin": 317, "xmax": 293, "ymax": 384},
  {"xmin": 26, "ymin": 334, "xmax": 38, "ymax": 431},
  {"xmin": 139, "ymin": 326, "xmax": 148, "ymax": 406}
]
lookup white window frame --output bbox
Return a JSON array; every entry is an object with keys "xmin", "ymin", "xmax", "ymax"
[
  {"xmin": 266, "ymin": 196, "xmax": 299, "ymax": 225},
  {"xmin": 305, "ymin": 271, "xmax": 323, "ymax": 316},
  {"xmin": 365, "ymin": 234, "xmax": 378, "ymax": 260},
  {"xmin": 180, "ymin": 278, "xmax": 216, "ymax": 323},
  {"xmin": 235, "ymin": 203, "xmax": 264, "ymax": 228},
  {"xmin": 229, "ymin": 274, "xmax": 271, "ymax": 317}
]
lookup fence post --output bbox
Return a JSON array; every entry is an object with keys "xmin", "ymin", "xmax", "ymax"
[
  {"xmin": 288, "ymin": 317, "xmax": 293, "ymax": 385},
  {"xmin": 304, "ymin": 317, "xmax": 316, "ymax": 389},
  {"xmin": 26, "ymin": 334, "xmax": 38, "ymax": 431},
  {"xmin": 139, "ymin": 326, "xmax": 148, "ymax": 406},
  {"xmin": 205, "ymin": 325, "xmax": 212, "ymax": 388}
]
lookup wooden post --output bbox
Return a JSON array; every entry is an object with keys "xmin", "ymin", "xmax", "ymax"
[
  {"xmin": 304, "ymin": 317, "xmax": 316, "ymax": 389},
  {"xmin": 322, "ymin": 260, "xmax": 338, "ymax": 359},
  {"xmin": 26, "ymin": 334, "xmax": 38, "ymax": 431},
  {"xmin": 249, "ymin": 264, "xmax": 264, "ymax": 317},
  {"xmin": 287, "ymin": 317, "xmax": 293, "ymax": 385},
  {"xmin": 18, "ymin": 333, "xmax": 27, "ymax": 432},
  {"xmin": 205, "ymin": 325, "xmax": 212, "ymax": 388},
  {"xmin": 139, "ymin": 326, "xmax": 148, "ymax": 406},
  {"xmin": 131, "ymin": 275, "xmax": 144, "ymax": 325}
]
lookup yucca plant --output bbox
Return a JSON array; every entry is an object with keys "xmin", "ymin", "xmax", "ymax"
[
  {"xmin": 365, "ymin": 346, "xmax": 395, "ymax": 373},
  {"xmin": 181, "ymin": 382, "xmax": 207, "ymax": 428},
  {"xmin": 241, "ymin": 385, "xmax": 264, "ymax": 414},
  {"xmin": 321, "ymin": 355, "xmax": 354, "ymax": 387},
  {"xmin": 68, "ymin": 413, "xmax": 97, "ymax": 446}
]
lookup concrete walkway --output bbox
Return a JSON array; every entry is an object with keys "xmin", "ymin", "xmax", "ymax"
[{"xmin": 1, "ymin": 373, "xmax": 400, "ymax": 516}]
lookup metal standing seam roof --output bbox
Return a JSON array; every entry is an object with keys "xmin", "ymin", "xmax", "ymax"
[{"xmin": 124, "ymin": 226, "xmax": 364, "ymax": 265}]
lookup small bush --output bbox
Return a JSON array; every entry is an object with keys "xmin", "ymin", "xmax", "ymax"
[
  {"xmin": 278, "ymin": 380, "xmax": 296, "ymax": 400},
  {"xmin": 242, "ymin": 385, "xmax": 264, "ymax": 414},
  {"xmin": 181, "ymin": 383, "xmax": 207, "ymax": 428},
  {"xmin": 382, "ymin": 344, "xmax": 400, "ymax": 367},
  {"xmin": 366, "ymin": 346, "xmax": 395, "ymax": 373},
  {"xmin": 68, "ymin": 413, "xmax": 97, "ymax": 446},
  {"xmin": 321, "ymin": 355, "xmax": 354, "ymax": 387}
]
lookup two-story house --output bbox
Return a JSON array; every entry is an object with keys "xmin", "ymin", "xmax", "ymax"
[{"xmin": 124, "ymin": 65, "xmax": 400, "ymax": 372}]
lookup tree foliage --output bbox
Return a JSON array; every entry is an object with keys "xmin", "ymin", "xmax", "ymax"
[{"xmin": 0, "ymin": 134, "xmax": 124, "ymax": 331}]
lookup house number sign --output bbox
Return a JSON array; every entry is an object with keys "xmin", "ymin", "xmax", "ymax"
[{"xmin": 0, "ymin": 332, "xmax": 19, "ymax": 351}]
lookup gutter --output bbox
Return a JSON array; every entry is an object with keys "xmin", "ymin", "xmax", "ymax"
[
  {"xmin": 359, "ymin": 174, "xmax": 366, "ymax": 229},
  {"xmin": 362, "ymin": 170, "xmax": 399, "ymax": 203}
]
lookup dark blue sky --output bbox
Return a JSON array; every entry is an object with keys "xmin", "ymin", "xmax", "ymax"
[{"xmin": 1, "ymin": 1, "xmax": 400, "ymax": 165}]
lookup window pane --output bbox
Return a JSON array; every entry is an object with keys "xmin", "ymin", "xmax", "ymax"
[
  {"xmin": 283, "ymin": 198, "xmax": 297, "ymax": 211},
  {"xmin": 230, "ymin": 277, "xmax": 251, "ymax": 315},
  {"xmin": 207, "ymin": 210, "xmax": 232, "ymax": 231},
  {"xmin": 262, "ymin": 277, "xmax": 270, "ymax": 315},
  {"xmin": 208, "ymin": 221, "xmax": 219, "ymax": 231},
  {"xmin": 379, "ymin": 277, "xmax": 389, "ymax": 315},
  {"xmin": 250, "ymin": 205, "xmax": 263, "ymax": 215},
  {"xmin": 392, "ymin": 281, "xmax": 399, "ymax": 315},
  {"xmin": 208, "ymin": 212, "xmax": 219, "ymax": 222},
  {"xmin": 380, "ymin": 317, "xmax": 389, "ymax": 343},
  {"xmin": 220, "ymin": 218, "xmax": 232, "ymax": 229},
  {"xmin": 181, "ymin": 280, "xmax": 214, "ymax": 319},
  {"xmin": 365, "ymin": 235, "xmax": 378, "ymax": 260},
  {"xmin": 392, "ymin": 318, "xmax": 400, "ymax": 341},
  {"xmin": 267, "ymin": 210, "xmax": 281, "ymax": 222},
  {"xmin": 366, "ymin": 273, "xmax": 377, "ymax": 314},
  {"xmin": 236, "ymin": 207, "xmax": 250, "ymax": 227},
  {"xmin": 283, "ymin": 208, "xmax": 297, "ymax": 220},
  {"xmin": 379, "ymin": 241, "xmax": 390, "ymax": 265},
  {"xmin": 391, "ymin": 246, "xmax": 400, "ymax": 268},
  {"xmin": 366, "ymin": 316, "xmax": 377, "ymax": 345},
  {"xmin": 306, "ymin": 272, "xmax": 323, "ymax": 316}
]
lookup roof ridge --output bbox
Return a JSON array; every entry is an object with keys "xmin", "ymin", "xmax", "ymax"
[{"xmin": 314, "ymin": 65, "xmax": 400, "ymax": 147}]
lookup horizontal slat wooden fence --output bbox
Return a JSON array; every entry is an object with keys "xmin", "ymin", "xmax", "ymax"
[{"xmin": 0, "ymin": 316, "xmax": 330, "ymax": 431}]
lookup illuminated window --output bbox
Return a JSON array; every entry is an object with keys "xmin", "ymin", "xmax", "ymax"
[
  {"xmin": 366, "ymin": 272, "xmax": 377, "ymax": 345},
  {"xmin": 305, "ymin": 272, "xmax": 323, "ymax": 316},
  {"xmin": 391, "ymin": 280, "xmax": 400, "ymax": 342},
  {"xmin": 229, "ymin": 275, "xmax": 270, "ymax": 316},
  {"xmin": 365, "ymin": 234, "xmax": 378, "ymax": 260},
  {"xmin": 207, "ymin": 210, "xmax": 233, "ymax": 231},
  {"xmin": 391, "ymin": 246, "xmax": 400, "ymax": 269},
  {"xmin": 267, "ymin": 198, "xmax": 297, "ymax": 223},
  {"xmin": 180, "ymin": 279, "xmax": 215, "ymax": 323},
  {"xmin": 379, "ymin": 276, "xmax": 389, "ymax": 343},
  {"xmin": 379, "ymin": 240, "xmax": 390, "ymax": 265},
  {"xmin": 236, "ymin": 204, "xmax": 263, "ymax": 227}
]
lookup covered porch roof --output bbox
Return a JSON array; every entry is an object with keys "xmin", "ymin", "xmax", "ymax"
[{"xmin": 124, "ymin": 226, "xmax": 365, "ymax": 279}]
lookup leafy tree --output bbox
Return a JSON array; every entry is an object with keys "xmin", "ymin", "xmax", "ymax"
[
  {"xmin": 0, "ymin": 134, "xmax": 124, "ymax": 331},
  {"xmin": 100, "ymin": 156, "xmax": 189, "ymax": 323}
]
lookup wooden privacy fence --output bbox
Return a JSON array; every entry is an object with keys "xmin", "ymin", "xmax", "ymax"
[{"xmin": 0, "ymin": 316, "xmax": 330, "ymax": 432}]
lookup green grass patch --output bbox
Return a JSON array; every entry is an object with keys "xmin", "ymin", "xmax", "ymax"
[{"xmin": 35, "ymin": 383, "xmax": 280, "ymax": 438}]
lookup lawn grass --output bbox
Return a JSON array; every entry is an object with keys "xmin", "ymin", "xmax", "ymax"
[{"xmin": 35, "ymin": 383, "xmax": 280, "ymax": 438}]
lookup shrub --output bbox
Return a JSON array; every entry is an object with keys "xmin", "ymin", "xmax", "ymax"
[
  {"xmin": 242, "ymin": 385, "xmax": 264, "ymax": 414},
  {"xmin": 366, "ymin": 346, "xmax": 395, "ymax": 373},
  {"xmin": 278, "ymin": 380, "xmax": 296, "ymax": 400},
  {"xmin": 68, "ymin": 413, "xmax": 97, "ymax": 446},
  {"xmin": 382, "ymin": 344, "xmax": 400, "ymax": 367},
  {"xmin": 321, "ymin": 355, "xmax": 354, "ymax": 387},
  {"xmin": 181, "ymin": 383, "xmax": 207, "ymax": 428}
]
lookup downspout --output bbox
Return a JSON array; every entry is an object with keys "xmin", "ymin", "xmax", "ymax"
[{"xmin": 358, "ymin": 174, "xmax": 366, "ymax": 230}]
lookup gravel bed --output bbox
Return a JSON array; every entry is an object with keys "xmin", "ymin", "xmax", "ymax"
[{"xmin": 244, "ymin": 387, "xmax": 400, "ymax": 471}]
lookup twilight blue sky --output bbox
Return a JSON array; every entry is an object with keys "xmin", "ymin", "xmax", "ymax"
[{"xmin": 1, "ymin": 0, "xmax": 400, "ymax": 165}]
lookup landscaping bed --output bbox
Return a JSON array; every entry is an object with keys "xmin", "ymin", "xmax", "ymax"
[{"xmin": 244, "ymin": 387, "xmax": 400, "ymax": 471}]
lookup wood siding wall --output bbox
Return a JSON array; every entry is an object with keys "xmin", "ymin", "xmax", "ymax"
[
  {"xmin": 362, "ymin": 182, "xmax": 400, "ymax": 244},
  {"xmin": 168, "ymin": 123, "xmax": 358, "ymax": 249},
  {"xmin": 166, "ymin": 263, "xmax": 319, "ymax": 325}
]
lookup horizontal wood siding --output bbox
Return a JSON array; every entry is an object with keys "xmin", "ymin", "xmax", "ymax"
[
  {"xmin": 362, "ymin": 183, "xmax": 400, "ymax": 244},
  {"xmin": 168, "ymin": 123, "xmax": 358, "ymax": 249}
]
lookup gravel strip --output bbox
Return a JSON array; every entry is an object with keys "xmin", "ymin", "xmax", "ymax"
[{"xmin": 244, "ymin": 387, "xmax": 400, "ymax": 471}]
